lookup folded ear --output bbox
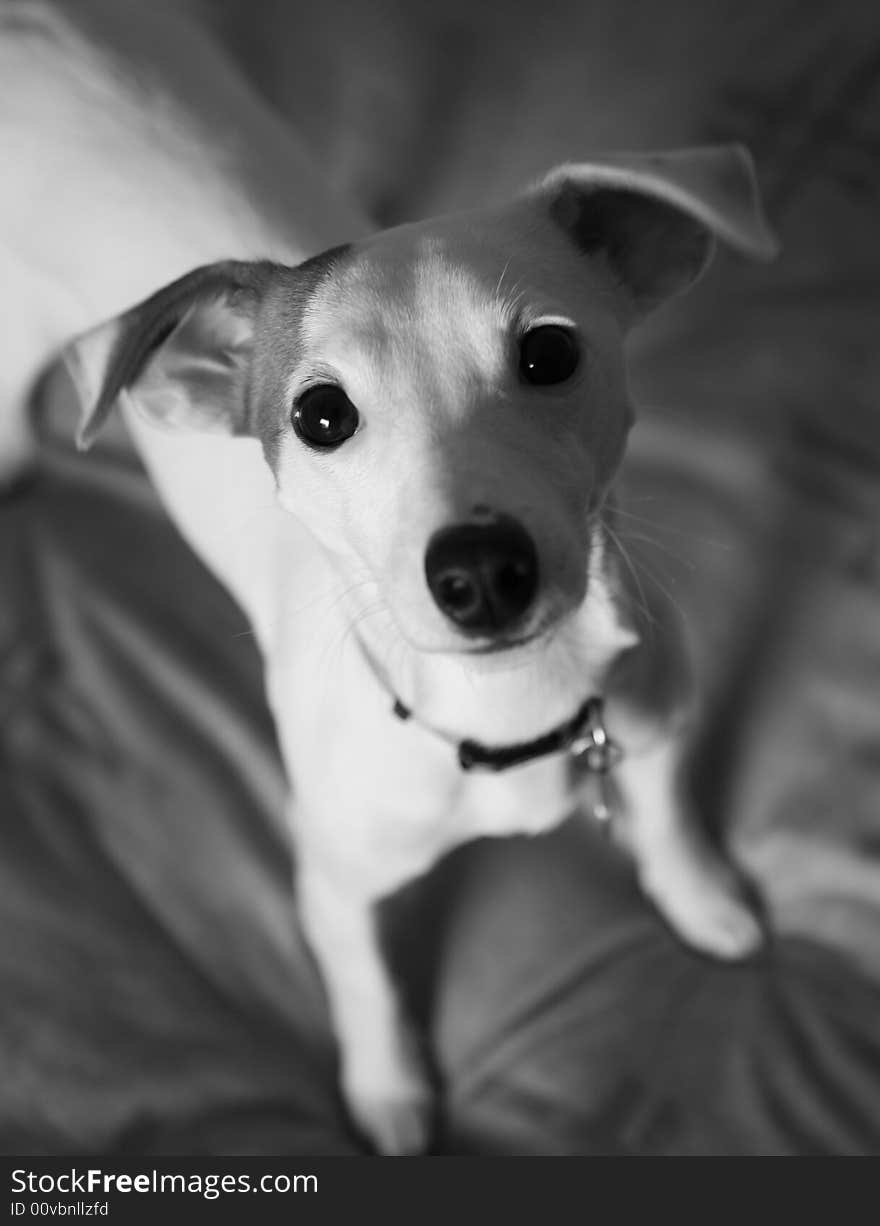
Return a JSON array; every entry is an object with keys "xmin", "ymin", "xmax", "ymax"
[
  {"xmin": 64, "ymin": 260, "xmax": 277, "ymax": 450},
  {"xmin": 536, "ymin": 143, "xmax": 779, "ymax": 316}
]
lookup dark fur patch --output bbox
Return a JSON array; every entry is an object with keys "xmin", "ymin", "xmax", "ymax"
[
  {"xmin": 549, "ymin": 183, "xmax": 708, "ymax": 305},
  {"xmin": 248, "ymin": 244, "xmax": 353, "ymax": 471}
]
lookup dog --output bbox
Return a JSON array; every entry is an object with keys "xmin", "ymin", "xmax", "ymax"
[{"xmin": 2, "ymin": 0, "xmax": 778, "ymax": 1154}]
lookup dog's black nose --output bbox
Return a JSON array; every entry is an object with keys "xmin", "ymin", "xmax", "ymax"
[{"xmin": 424, "ymin": 518, "xmax": 539, "ymax": 634}]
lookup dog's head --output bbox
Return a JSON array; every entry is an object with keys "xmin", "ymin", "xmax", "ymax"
[{"xmin": 67, "ymin": 144, "xmax": 775, "ymax": 707}]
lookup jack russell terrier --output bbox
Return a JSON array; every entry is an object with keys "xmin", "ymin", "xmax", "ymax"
[{"xmin": 1, "ymin": 0, "xmax": 778, "ymax": 1153}]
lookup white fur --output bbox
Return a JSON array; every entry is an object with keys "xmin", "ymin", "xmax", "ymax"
[{"xmin": 2, "ymin": 0, "xmax": 771, "ymax": 1154}]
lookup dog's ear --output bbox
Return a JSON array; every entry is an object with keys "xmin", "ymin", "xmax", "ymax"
[
  {"xmin": 65, "ymin": 260, "xmax": 277, "ymax": 450},
  {"xmin": 537, "ymin": 144, "xmax": 778, "ymax": 316}
]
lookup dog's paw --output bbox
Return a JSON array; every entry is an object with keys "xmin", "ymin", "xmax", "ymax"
[
  {"xmin": 341, "ymin": 1022, "xmax": 434, "ymax": 1155},
  {"xmin": 639, "ymin": 841, "xmax": 764, "ymax": 960},
  {"xmin": 346, "ymin": 1078, "xmax": 434, "ymax": 1156}
]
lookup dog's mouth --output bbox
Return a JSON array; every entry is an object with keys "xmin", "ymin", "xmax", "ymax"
[
  {"xmin": 454, "ymin": 616, "xmax": 558, "ymax": 657},
  {"xmin": 463, "ymin": 635, "xmax": 539, "ymax": 656},
  {"xmin": 397, "ymin": 607, "xmax": 564, "ymax": 663}
]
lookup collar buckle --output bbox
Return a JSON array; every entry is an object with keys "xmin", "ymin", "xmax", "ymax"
[{"xmin": 568, "ymin": 697, "xmax": 623, "ymax": 773}]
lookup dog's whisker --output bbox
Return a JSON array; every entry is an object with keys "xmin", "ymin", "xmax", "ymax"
[
  {"xmin": 612, "ymin": 530, "xmax": 698, "ymax": 572},
  {"xmin": 610, "ymin": 506, "xmax": 734, "ymax": 551},
  {"xmin": 329, "ymin": 593, "xmax": 394, "ymax": 667},
  {"xmin": 494, "ymin": 255, "xmax": 514, "ymax": 300},
  {"xmin": 303, "ymin": 582, "xmax": 387, "ymax": 681},
  {"xmin": 627, "ymin": 552, "xmax": 689, "ymax": 627},
  {"xmin": 616, "ymin": 545, "xmax": 689, "ymax": 629},
  {"xmin": 601, "ymin": 521, "xmax": 657, "ymax": 634},
  {"xmin": 287, "ymin": 575, "xmax": 376, "ymax": 623}
]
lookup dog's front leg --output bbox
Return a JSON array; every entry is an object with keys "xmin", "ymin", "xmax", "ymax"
[
  {"xmin": 297, "ymin": 861, "xmax": 433, "ymax": 1155},
  {"xmin": 614, "ymin": 735, "xmax": 764, "ymax": 959},
  {"xmin": 264, "ymin": 619, "xmax": 435, "ymax": 1154}
]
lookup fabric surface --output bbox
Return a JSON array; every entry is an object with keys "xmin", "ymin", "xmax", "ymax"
[{"xmin": 2, "ymin": 0, "xmax": 879, "ymax": 1155}]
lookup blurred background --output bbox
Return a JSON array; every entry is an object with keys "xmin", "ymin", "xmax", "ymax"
[{"xmin": 1, "ymin": 0, "xmax": 879, "ymax": 1154}]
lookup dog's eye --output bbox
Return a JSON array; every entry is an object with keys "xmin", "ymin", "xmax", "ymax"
[
  {"xmin": 519, "ymin": 325, "xmax": 579, "ymax": 386},
  {"xmin": 292, "ymin": 385, "xmax": 360, "ymax": 449}
]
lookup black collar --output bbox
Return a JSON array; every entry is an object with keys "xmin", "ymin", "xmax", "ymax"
[
  {"xmin": 356, "ymin": 632, "xmax": 623, "ymax": 775},
  {"xmin": 392, "ymin": 692, "xmax": 623, "ymax": 775}
]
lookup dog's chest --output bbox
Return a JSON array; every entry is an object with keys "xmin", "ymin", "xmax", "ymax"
[
  {"xmin": 341, "ymin": 717, "xmax": 577, "ymax": 895},
  {"xmin": 279, "ymin": 635, "xmax": 577, "ymax": 896}
]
